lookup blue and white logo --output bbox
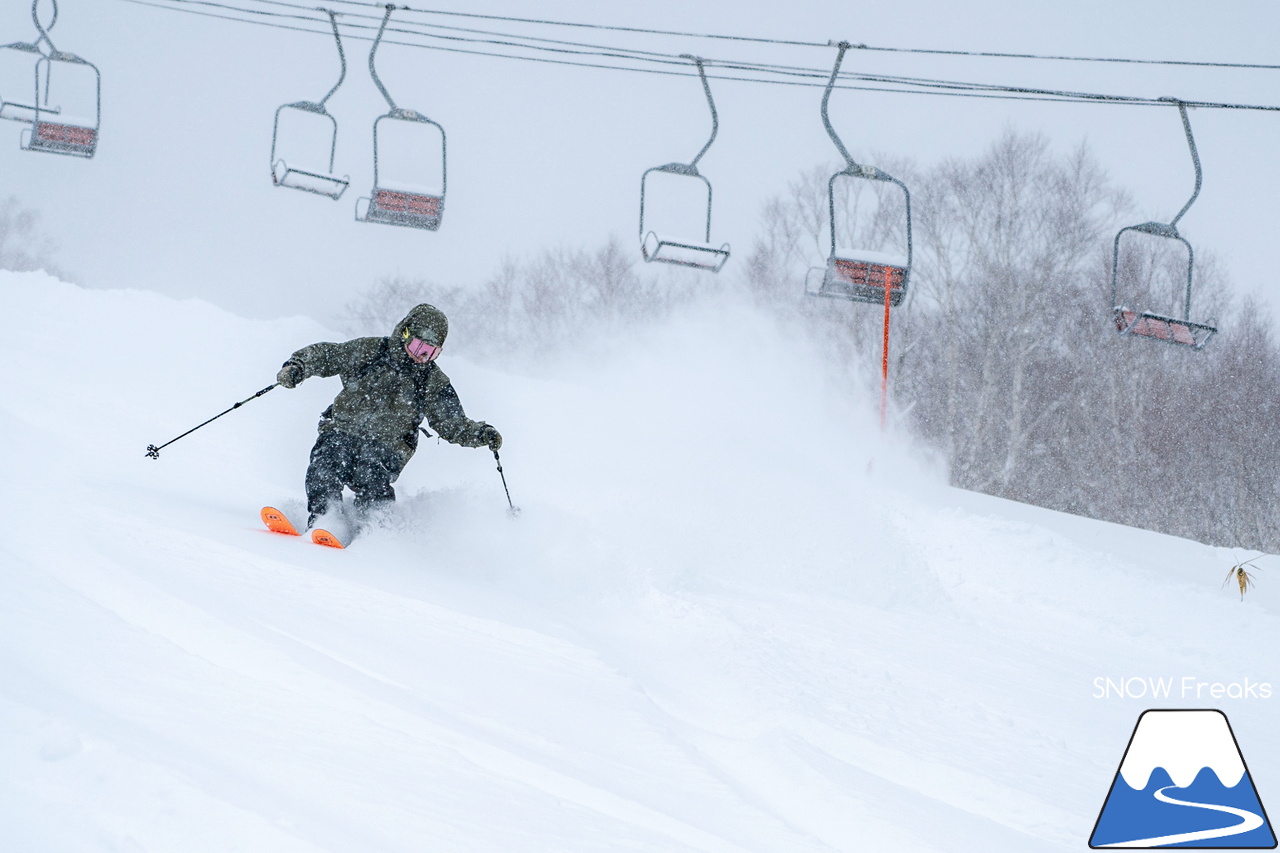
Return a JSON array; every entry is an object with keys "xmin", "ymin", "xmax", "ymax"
[{"xmin": 1090, "ymin": 709, "xmax": 1276, "ymax": 848}]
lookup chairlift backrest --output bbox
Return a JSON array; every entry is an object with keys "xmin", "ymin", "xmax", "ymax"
[
  {"xmin": 638, "ymin": 56, "xmax": 730, "ymax": 272},
  {"xmin": 1108, "ymin": 99, "xmax": 1216, "ymax": 349}
]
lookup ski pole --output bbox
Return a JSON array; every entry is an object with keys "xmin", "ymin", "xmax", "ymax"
[
  {"xmin": 145, "ymin": 384, "xmax": 277, "ymax": 459},
  {"xmin": 493, "ymin": 449, "xmax": 520, "ymax": 517}
]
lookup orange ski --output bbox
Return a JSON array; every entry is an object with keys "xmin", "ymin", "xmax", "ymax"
[
  {"xmin": 261, "ymin": 506, "xmax": 301, "ymax": 536},
  {"xmin": 310, "ymin": 528, "xmax": 345, "ymax": 549}
]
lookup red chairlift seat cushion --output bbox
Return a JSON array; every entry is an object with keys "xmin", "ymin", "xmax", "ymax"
[
  {"xmin": 1114, "ymin": 309, "xmax": 1199, "ymax": 347},
  {"xmin": 374, "ymin": 189, "xmax": 440, "ymax": 217},
  {"xmin": 35, "ymin": 122, "xmax": 96, "ymax": 148},
  {"xmin": 831, "ymin": 257, "xmax": 906, "ymax": 295}
]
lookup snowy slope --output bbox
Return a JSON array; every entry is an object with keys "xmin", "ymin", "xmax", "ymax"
[{"xmin": 2, "ymin": 271, "xmax": 1278, "ymax": 852}]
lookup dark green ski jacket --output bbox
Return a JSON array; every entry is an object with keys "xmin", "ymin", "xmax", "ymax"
[{"xmin": 287, "ymin": 336, "xmax": 492, "ymax": 466}]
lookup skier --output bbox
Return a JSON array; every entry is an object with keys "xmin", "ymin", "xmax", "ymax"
[{"xmin": 273, "ymin": 303, "xmax": 501, "ymax": 535}]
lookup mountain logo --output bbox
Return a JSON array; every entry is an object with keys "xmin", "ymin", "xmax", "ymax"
[{"xmin": 1090, "ymin": 709, "xmax": 1276, "ymax": 848}]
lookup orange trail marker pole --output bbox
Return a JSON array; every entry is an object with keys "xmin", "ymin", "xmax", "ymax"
[{"xmin": 880, "ymin": 272, "xmax": 892, "ymax": 431}]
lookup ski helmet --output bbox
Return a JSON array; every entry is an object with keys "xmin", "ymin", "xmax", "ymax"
[{"xmin": 394, "ymin": 303, "xmax": 449, "ymax": 348}]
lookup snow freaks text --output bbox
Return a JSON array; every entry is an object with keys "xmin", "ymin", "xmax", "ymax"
[{"xmin": 1093, "ymin": 677, "xmax": 1274, "ymax": 700}]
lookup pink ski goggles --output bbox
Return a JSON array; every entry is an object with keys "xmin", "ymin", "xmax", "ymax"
[{"xmin": 406, "ymin": 337, "xmax": 441, "ymax": 362}]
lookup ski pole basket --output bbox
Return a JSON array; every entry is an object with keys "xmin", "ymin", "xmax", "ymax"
[
  {"xmin": 804, "ymin": 43, "xmax": 912, "ymax": 306},
  {"xmin": 5, "ymin": 0, "xmax": 100, "ymax": 158},
  {"xmin": 1109, "ymin": 99, "xmax": 1216, "ymax": 350},
  {"xmin": 355, "ymin": 5, "xmax": 446, "ymax": 231},
  {"xmin": 270, "ymin": 9, "xmax": 349, "ymax": 200},
  {"xmin": 638, "ymin": 56, "xmax": 730, "ymax": 272}
]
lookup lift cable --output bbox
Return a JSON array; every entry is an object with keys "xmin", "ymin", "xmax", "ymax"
[
  {"xmin": 186, "ymin": 0, "xmax": 1280, "ymax": 87},
  {"xmin": 276, "ymin": 0, "xmax": 1280, "ymax": 71},
  {"xmin": 113, "ymin": 0, "xmax": 1280, "ymax": 111}
]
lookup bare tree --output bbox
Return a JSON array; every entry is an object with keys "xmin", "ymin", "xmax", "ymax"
[
  {"xmin": 342, "ymin": 236, "xmax": 702, "ymax": 366},
  {"xmin": 743, "ymin": 129, "xmax": 1280, "ymax": 551},
  {"xmin": 0, "ymin": 196, "xmax": 62, "ymax": 276}
]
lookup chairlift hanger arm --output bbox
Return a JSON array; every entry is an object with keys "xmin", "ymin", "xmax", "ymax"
[
  {"xmin": 819, "ymin": 43, "xmax": 899, "ymax": 183},
  {"xmin": 821, "ymin": 40, "xmax": 858, "ymax": 172},
  {"xmin": 316, "ymin": 8, "xmax": 346, "ymax": 107},
  {"xmin": 1160, "ymin": 98, "xmax": 1202, "ymax": 229},
  {"xmin": 680, "ymin": 54, "xmax": 718, "ymax": 170},
  {"xmin": 368, "ymin": 3, "xmax": 398, "ymax": 112},
  {"xmin": 31, "ymin": 0, "xmax": 57, "ymax": 55}
]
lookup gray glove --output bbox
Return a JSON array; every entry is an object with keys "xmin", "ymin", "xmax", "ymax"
[
  {"xmin": 276, "ymin": 360, "xmax": 304, "ymax": 389},
  {"xmin": 478, "ymin": 424, "xmax": 502, "ymax": 451}
]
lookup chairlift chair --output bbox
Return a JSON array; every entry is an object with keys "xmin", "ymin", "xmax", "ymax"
[
  {"xmin": 270, "ymin": 9, "xmax": 349, "ymax": 199},
  {"xmin": 805, "ymin": 42, "xmax": 912, "ymax": 307},
  {"xmin": 638, "ymin": 56, "xmax": 730, "ymax": 272},
  {"xmin": 3, "ymin": 0, "xmax": 99, "ymax": 158},
  {"xmin": 1109, "ymin": 99, "xmax": 1216, "ymax": 350},
  {"xmin": 23, "ymin": 48, "xmax": 100, "ymax": 157},
  {"xmin": 355, "ymin": 5, "xmax": 446, "ymax": 231}
]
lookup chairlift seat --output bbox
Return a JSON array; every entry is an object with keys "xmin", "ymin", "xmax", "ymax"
[
  {"xmin": 22, "ymin": 119, "xmax": 95, "ymax": 156},
  {"xmin": 272, "ymin": 159, "xmax": 349, "ymax": 199},
  {"xmin": 1113, "ymin": 307, "xmax": 1215, "ymax": 350},
  {"xmin": 813, "ymin": 248, "xmax": 909, "ymax": 306},
  {"xmin": 641, "ymin": 231, "xmax": 730, "ymax": 272},
  {"xmin": 356, "ymin": 185, "xmax": 443, "ymax": 230}
]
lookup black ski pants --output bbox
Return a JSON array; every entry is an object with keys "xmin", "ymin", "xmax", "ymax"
[{"xmin": 305, "ymin": 430, "xmax": 406, "ymax": 519}]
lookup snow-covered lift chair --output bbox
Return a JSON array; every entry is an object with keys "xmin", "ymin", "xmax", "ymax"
[
  {"xmin": 804, "ymin": 42, "xmax": 912, "ymax": 307},
  {"xmin": 3, "ymin": 0, "xmax": 100, "ymax": 158},
  {"xmin": 355, "ymin": 4, "xmax": 446, "ymax": 231},
  {"xmin": 270, "ymin": 9, "xmax": 349, "ymax": 199},
  {"xmin": 638, "ymin": 55, "xmax": 730, "ymax": 272},
  {"xmin": 22, "ymin": 47, "xmax": 99, "ymax": 158},
  {"xmin": 1110, "ymin": 99, "xmax": 1216, "ymax": 350}
]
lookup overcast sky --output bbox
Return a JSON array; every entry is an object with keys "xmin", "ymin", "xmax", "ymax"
[{"xmin": 3, "ymin": 0, "xmax": 1279, "ymax": 329}]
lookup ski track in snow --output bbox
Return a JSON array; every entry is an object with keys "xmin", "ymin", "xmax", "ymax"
[{"xmin": 3, "ymin": 272, "xmax": 1279, "ymax": 852}]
